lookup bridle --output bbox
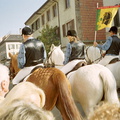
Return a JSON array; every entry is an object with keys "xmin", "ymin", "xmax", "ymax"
[
  {"xmin": 44, "ymin": 50, "xmax": 55, "ymax": 68},
  {"xmin": 85, "ymin": 46, "xmax": 103, "ymax": 64}
]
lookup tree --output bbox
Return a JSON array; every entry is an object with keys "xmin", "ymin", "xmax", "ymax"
[{"xmin": 37, "ymin": 25, "xmax": 60, "ymax": 54}]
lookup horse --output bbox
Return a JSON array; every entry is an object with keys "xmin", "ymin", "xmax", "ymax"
[
  {"xmin": 44, "ymin": 45, "xmax": 120, "ymax": 117},
  {"xmin": 66, "ymin": 64, "xmax": 119, "ymax": 116},
  {"xmin": 9, "ymin": 53, "xmax": 20, "ymax": 79},
  {"xmin": 85, "ymin": 46, "xmax": 119, "ymax": 65},
  {"xmin": 85, "ymin": 46, "xmax": 120, "ymax": 88},
  {"xmin": 9, "ymin": 52, "xmax": 84, "ymax": 120},
  {"xmin": 46, "ymin": 44, "xmax": 64, "ymax": 69}
]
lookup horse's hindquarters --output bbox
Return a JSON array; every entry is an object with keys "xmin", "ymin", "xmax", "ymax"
[
  {"xmin": 68, "ymin": 65, "xmax": 104, "ymax": 116},
  {"xmin": 67, "ymin": 64, "xmax": 119, "ymax": 117}
]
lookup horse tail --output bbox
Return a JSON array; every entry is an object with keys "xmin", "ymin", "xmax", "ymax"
[
  {"xmin": 99, "ymin": 68, "xmax": 119, "ymax": 104},
  {"xmin": 53, "ymin": 69, "xmax": 84, "ymax": 120}
]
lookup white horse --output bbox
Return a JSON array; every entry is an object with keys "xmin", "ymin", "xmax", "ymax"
[
  {"xmin": 47, "ymin": 44, "xmax": 64, "ymax": 69},
  {"xmin": 67, "ymin": 64, "xmax": 119, "ymax": 116},
  {"xmin": 85, "ymin": 46, "xmax": 120, "ymax": 88},
  {"xmin": 48, "ymin": 44, "xmax": 120, "ymax": 117},
  {"xmin": 85, "ymin": 46, "xmax": 119, "ymax": 65}
]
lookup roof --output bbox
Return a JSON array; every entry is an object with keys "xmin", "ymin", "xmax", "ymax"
[
  {"xmin": 25, "ymin": 0, "xmax": 56, "ymax": 25},
  {"xmin": 0, "ymin": 34, "xmax": 22, "ymax": 45}
]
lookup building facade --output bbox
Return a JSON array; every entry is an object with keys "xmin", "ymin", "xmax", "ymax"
[
  {"xmin": 0, "ymin": 34, "xmax": 22, "ymax": 66},
  {"xmin": 25, "ymin": 0, "xmax": 106, "ymax": 48}
]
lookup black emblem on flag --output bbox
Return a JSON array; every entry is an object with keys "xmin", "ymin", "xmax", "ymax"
[{"xmin": 102, "ymin": 12, "xmax": 112, "ymax": 25}]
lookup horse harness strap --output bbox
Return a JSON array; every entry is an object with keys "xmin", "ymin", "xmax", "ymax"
[
  {"xmin": 91, "ymin": 56, "xmax": 103, "ymax": 64},
  {"xmin": 47, "ymin": 48, "xmax": 57, "ymax": 65}
]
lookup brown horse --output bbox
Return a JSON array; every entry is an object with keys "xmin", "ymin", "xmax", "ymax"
[
  {"xmin": 9, "ymin": 53, "xmax": 84, "ymax": 120},
  {"xmin": 9, "ymin": 53, "xmax": 20, "ymax": 79}
]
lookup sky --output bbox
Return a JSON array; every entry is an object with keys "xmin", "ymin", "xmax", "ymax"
[{"xmin": 0, "ymin": 0, "xmax": 47, "ymax": 38}]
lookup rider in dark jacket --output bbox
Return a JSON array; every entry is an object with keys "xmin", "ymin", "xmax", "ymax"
[
  {"xmin": 94, "ymin": 26, "xmax": 120, "ymax": 65},
  {"xmin": 63, "ymin": 30, "xmax": 85, "ymax": 65},
  {"xmin": 12, "ymin": 26, "xmax": 46, "ymax": 85}
]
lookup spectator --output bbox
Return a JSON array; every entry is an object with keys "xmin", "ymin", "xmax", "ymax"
[
  {"xmin": 0, "ymin": 82, "xmax": 45, "ymax": 114},
  {"xmin": 0, "ymin": 64, "xmax": 10, "ymax": 102},
  {"xmin": 0, "ymin": 100, "xmax": 55, "ymax": 120},
  {"xmin": 88, "ymin": 102, "xmax": 120, "ymax": 120}
]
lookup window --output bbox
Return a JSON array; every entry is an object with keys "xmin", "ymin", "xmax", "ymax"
[
  {"xmin": 31, "ymin": 19, "xmax": 40, "ymax": 32},
  {"xmin": 36, "ymin": 18, "xmax": 40, "ymax": 30},
  {"xmin": 66, "ymin": 19, "xmax": 74, "ymax": 31},
  {"xmin": 8, "ymin": 44, "xmax": 14, "ymax": 50},
  {"xmin": 47, "ymin": 10, "xmax": 50, "ymax": 22},
  {"xmin": 62, "ymin": 19, "xmax": 75, "ymax": 37},
  {"xmin": 42, "ymin": 14, "xmax": 45, "ymax": 25},
  {"xmin": 53, "ymin": 4, "xmax": 57, "ymax": 17},
  {"xmin": 32, "ymin": 23, "xmax": 35, "ymax": 32},
  {"xmin": 62, "ymin": 24, "xmax": 66, "ymax": 37},
  {"xmin": 16, "ymin": 44, "xmax": 21, "ymax": 49},
  {"xmin": 65, "ymin": 0, "xmax": 70, "ymax": 9},
  {"xmin": 56, "ymin": 27, "xmax": 60, "ymax": 38}
]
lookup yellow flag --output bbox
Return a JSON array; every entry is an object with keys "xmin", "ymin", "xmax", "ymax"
[{"xmin": 96, "ymin": 5, "xmax": 119, "ymax": 31}]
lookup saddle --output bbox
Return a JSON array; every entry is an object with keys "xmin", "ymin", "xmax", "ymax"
[
  {"xmin": 30, "ymin": 65, "xmax": 44, "ymax": 73},
  {"xmin": 108, "ymin": 58, "xmax": 120, "ymax": 64},
  {"xmin": 66, "ymin": 61, "xmax": 87, "ymax": 75},
  {"xmin": 20, "ymin": 65, "xmax": 44, "ymax": 83}
]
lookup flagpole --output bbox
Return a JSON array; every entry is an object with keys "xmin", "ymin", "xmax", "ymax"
[
  {"xmin": 94, "ymin": 31, "xmax": 97, "ymax": 42},
  {"xmin": 94, "ymin": 3, "xmax": 99, "ymax": 42}
]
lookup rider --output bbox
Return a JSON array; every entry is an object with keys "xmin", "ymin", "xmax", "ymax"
[
  {"xmin": 12, "ymin": 26, "xmax": 46, "ymax": 85},
  {"xmin": 63, "ymin": 30, "xmax": 85, "ymax": 65},
  {"xmin": 61, "ymin": 30, "xmax": 85, "ymax": 74},
  {"xmin": 93, "ymin": 26, "xmax": 120, "ymax": 66}
]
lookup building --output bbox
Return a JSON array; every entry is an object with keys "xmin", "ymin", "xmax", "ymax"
[
  {"xmin": 25, "ymin": 0, "xmax": 106, "ymax": 48},
  {"xmin": 0, "ymin": 34, "xmax": 22, "ymax": 66}
]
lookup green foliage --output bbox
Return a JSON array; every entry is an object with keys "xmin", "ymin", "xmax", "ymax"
[{"xmin": 37, "ymin": 25, "xmax": 60, "ymax": 53}]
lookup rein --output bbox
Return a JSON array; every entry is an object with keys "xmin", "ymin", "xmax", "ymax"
[
  {"xmin": 91, "ymin": 56, "xmax": 102, "ymax": 64},
  {"xmin": 85, "ymin": 46, "xmax": 103, "ymax": 64},
  {"xmin": 44, "ymin": 49, "xmax": 56, "ymax": 68}
]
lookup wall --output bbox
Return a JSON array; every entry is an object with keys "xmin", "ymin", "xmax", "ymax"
[
  {"xmin": 27, "ymin": 0, "xmax": 77, "ymax": 47},
  {"xmin": 79, "ymin": 0, "xmax": 106, "ymax": 43},
  {"xmin": 58, "ymin": 0, "xmax": 77, "ymax": 46}
]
